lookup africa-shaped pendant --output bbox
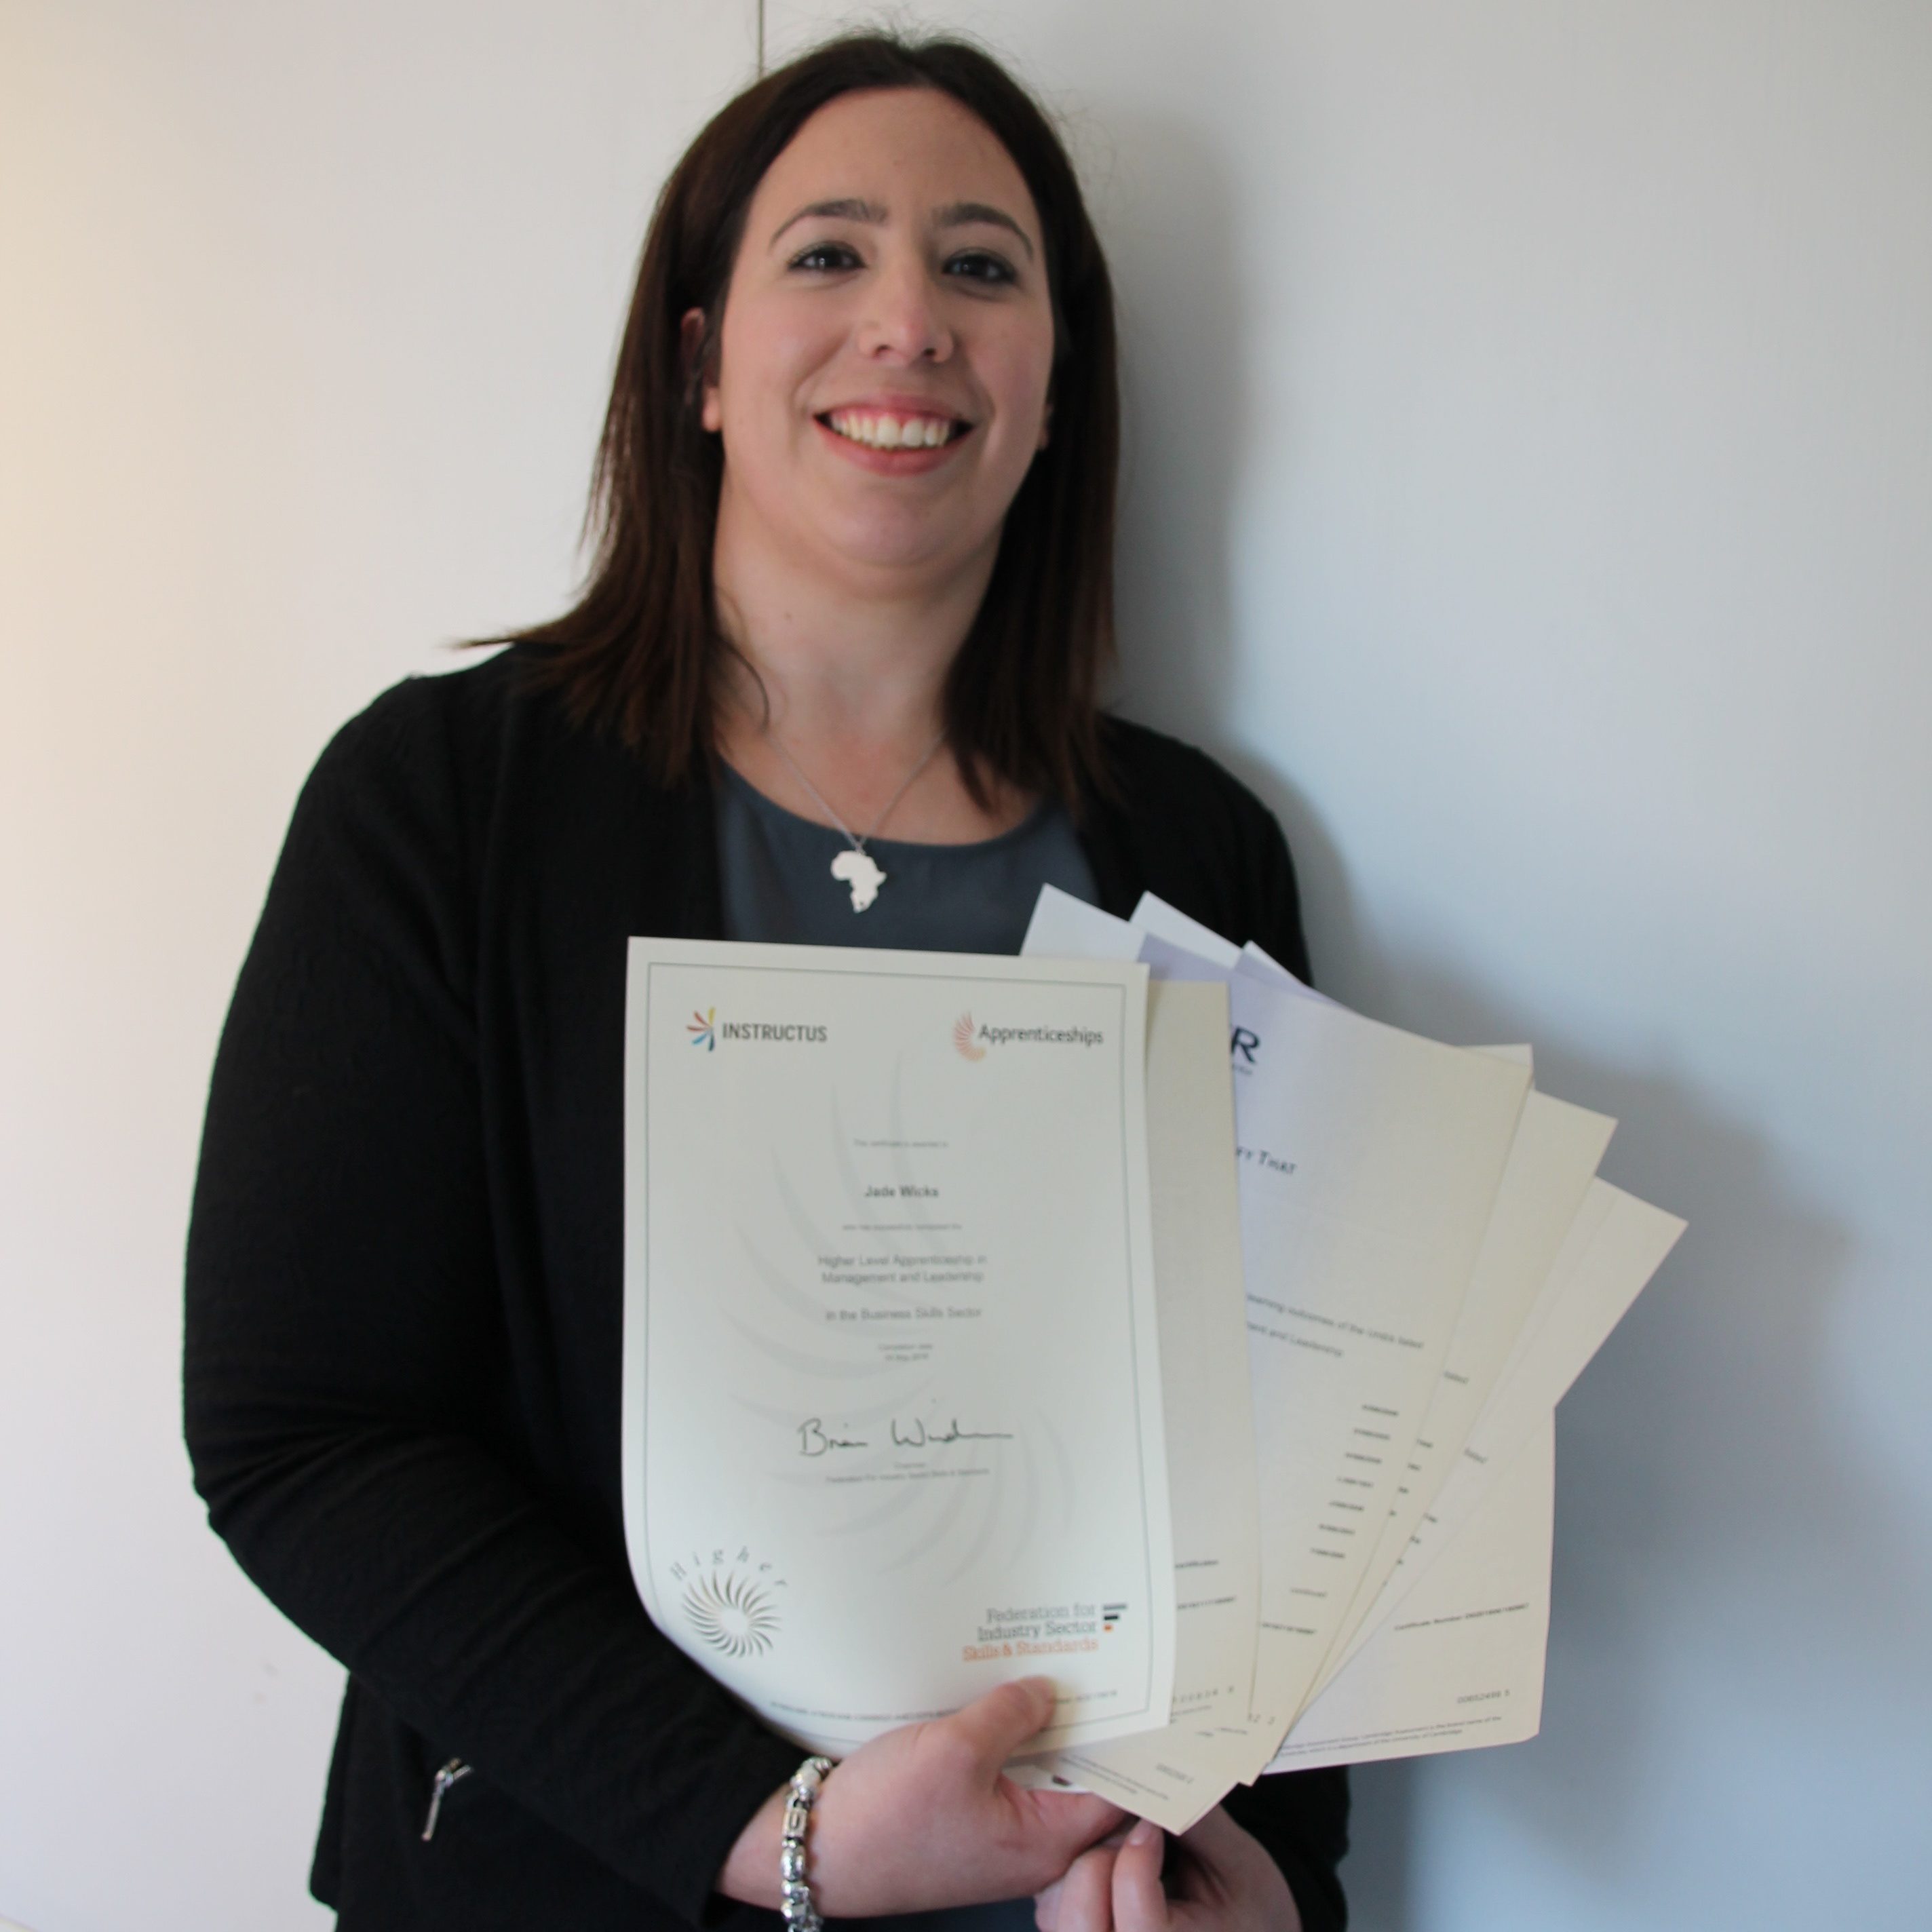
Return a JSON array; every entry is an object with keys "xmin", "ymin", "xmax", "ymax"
[{"xmin": 831, "ymin": 847, "xmax": 887, "ymax": 912}]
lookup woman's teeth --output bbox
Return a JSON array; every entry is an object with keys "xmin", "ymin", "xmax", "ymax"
[{"xmin": 825, "ymin": 410, "xmax": 960, "ymax": 450}]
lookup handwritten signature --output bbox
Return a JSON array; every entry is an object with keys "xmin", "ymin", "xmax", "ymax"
[
  {"xmin": 891, "ymin": 1417, "xmax": 1014, "ymax": 1448},
  {"xmin": 796, "ymin": 1416, "xmax": 1015, "ymax": 1457}
]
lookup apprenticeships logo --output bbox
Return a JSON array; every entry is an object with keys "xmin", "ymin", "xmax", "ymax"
[
  {"xmin": 952, "ymin": 1015, "xmax": 1106, "ymax": 1055},
  {"xmin": 687, "ymin": 1007, "xmax": 716, "ymax": 1051}
]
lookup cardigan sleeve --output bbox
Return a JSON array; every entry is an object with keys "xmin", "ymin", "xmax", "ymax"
[
  {"xmin": 1246, "ymin": 804, "xmax": 1314, "ymax": 988},
  {"xmin": 1221, "ymin": 1769, "xmax": 1350, "ymax": 1932},
  {"xmin": 183, "ymin": 687, "xmax": 800, "ymax": 1922}
]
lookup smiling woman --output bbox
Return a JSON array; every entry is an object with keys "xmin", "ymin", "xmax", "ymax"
[
  {"xmin": 695, "ymin": 85, "xmax": 1064, "ymax": 850},
  {"xmin": 706, "ymin": 91, "xmax": 1053, "ymax": 556},
  {"xmin": 182, "ymin": 28, "xmax": 1345, "ymax": 1932},
  {"xmin": 516, "ymin": 36, "xmax": 1119, "ymax": 844}
]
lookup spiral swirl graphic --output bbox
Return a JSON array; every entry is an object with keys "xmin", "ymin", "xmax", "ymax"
[{"xmin": 682, "ymin": 1570, "xmax": 781, "ymax": 1659}]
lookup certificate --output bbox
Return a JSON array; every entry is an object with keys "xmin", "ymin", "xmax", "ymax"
[
  {"xmin": 1334, "ymin": 1178, "xmax": 1686, "ymax": 1665},
  {"xmin": 621, "ymin": 939, "xmax": 1176, "ymax": 1756},
  {"xmin": 1267, "ymin": 1416, "xmax": 1556, "ymax": 1771},
  {"xmin": 1301, "ymin": 1087, "xmax": 1614, "ymax": 1709},
  {"xmin": 1110, "ymin": 931, "xmax": 1532, "ymax": 1738},
  {"xmin": 1027, "ymin": 890, "xmax": 1533, "ymax": 1773},
  {"xmin": 1013, "ymin": 980, "xmax": 1267, "ymax": 1828},
  {"xmin": 1020, "ymin": 888, "xmax": 1684, "ymax": 1805}
]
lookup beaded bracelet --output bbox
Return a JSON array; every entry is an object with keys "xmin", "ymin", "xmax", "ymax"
[{"xmin": 778, "ymin": 1755, "xmax": 835, "ymax": 1932}]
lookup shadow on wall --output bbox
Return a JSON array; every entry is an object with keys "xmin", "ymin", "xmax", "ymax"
[
  {"xmin": 1097, "ymin": 104, "xmax": 1250, "ymax": 743},
  {"xmin": 1090, "ymin": 102, "xmax": 1909, "ymax": 1932}
]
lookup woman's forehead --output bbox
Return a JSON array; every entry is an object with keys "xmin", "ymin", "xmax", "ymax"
[{"xmin": 750, "ymin": 88, "xmax": 1041, "ymax": 247}]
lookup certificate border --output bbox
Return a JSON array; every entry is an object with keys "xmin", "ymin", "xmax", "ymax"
[{"xmin": 628, "ymin": 950, "xmax": 1161, "ymax": 1739}]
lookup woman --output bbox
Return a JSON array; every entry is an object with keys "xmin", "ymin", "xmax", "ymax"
[{"xmin": 185, "ymin": 31, "xmax": 1348, "ymax": 1932}]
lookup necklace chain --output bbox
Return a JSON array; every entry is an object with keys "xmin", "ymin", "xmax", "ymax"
[{"xmin": 765, "ymin": 729, "xmax": 948, "ymax": 855}]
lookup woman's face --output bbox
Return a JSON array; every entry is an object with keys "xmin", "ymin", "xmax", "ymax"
[{"xmin": 697, "ymin": 86, "xmax": 1056, "ymax": 595}]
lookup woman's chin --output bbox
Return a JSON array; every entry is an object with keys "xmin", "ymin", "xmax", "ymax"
[{"xmin": 806, "ymin": 514, "xmax": 1002, "ymax": 592}]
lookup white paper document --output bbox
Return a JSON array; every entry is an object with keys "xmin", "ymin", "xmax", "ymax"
[
  {"xmin": 1013, "ymin": 980, "xmax": 1269, "ymax": 1826},
  {"xmin": 1224, "ymin": 965, "xmax": 1531, "ymax": 1732},
  {"xmin": 1302, "ymin": 1088, "xmax": 1615, "ymax": 1708},
  {"xmin": 1269, "ymin": 1415, "xmax": 1556, "ymax": 1771},
  {"xmin": 621, "ymin": 938, "xmax": 1175, "ymax": 1755},
  {"xmin": 1352, "ymin": 1180, "xmax": 1686, "ymax": 1641},
  {"xmin": 618, "ymin": 899, "xmax": 1685, "ymax": 1810},
  {"xmin": 1119, "ymin": 897, "xmax": 1608, "ymax": 1727},
  {"xmin": 1025, "ymin": 893, "xmax": 1537, "ymax": 1751}
]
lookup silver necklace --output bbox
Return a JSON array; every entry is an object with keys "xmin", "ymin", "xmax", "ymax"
[{"xmin": 765, "ymin": 729, "xmax": 947, "ymax": 912}]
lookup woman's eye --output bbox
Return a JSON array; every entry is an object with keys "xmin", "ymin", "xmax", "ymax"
[
  {"xmin": 946, "ymin": 250, "xmax": 1018, "ymax": 286},
  {"xmin": 790, "ymin": 242, "xmax": 862, "ymax": 273}
]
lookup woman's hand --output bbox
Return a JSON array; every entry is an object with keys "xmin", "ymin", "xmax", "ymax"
[
  {"xmin": 1033, "ymin": 1807, "xmax": 1302, "ymax": 1932},
  {"xmin": 718, "ymin": 1678, "xmax": 1125, "ymax": 1915}
]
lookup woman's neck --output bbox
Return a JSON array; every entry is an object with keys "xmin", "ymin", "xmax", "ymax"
[
  {"xmin": 710, "ymin": 527, "xmax": 1029, "ymax": 845},
  {"xmin": 711, "ymin": 518, "xmax": 988, "ymax": 746}
]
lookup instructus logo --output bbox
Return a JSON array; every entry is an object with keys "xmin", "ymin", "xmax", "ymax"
[
  {"xmin": 684, "ymin": 1007, "xmax": 828, "ymax": 1049},
  {"xmin": 953, "ymin": 1013, "xmax": 988, "ymax": 1061}
]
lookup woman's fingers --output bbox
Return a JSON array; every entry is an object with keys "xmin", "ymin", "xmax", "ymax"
[
  {"xmin": 1171, "ymin": 1807, "xmax": 1302, "ymax": 1932},
  {"xmin": 1174, "ymin": 1804, "xmax": 1250, "ymax": 1872},
  {"xmin": 942, "ymin": 1678, "xmax": 1122, "ymax": 1856},
  {"xmin": 1034, "ymin": 1876, "xmax": 1065, "ymax": 1931},
  {"xmin": 944, "ymin": 1676, "xmax": 1058, "ymax": 1771},
  {"xmin": 1040, "ymin": 1841, "xmax": 1121, "ymax": 1932},
  {"xmin": 1024, "ymin": 1788, "xmax": 1136, "ymax": 1853},
  {"xmin": 1032, "ymin": 1807, "xmax": 1305, "ymax": 1932},
  {"xmin": 1109, "ymin": 1819, "xmax": 1171, "ymax": 1932},
  {"xmin": 794, "ymin": 1678, "xmax": 1126, "ymax": 1916}
]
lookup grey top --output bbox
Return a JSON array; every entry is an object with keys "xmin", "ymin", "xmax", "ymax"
[{"xmin": 716, "ymin": 760, "xmax": 1098, "ymax": 954}]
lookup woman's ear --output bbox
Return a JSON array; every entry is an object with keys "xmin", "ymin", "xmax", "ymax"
[{"xmin": 680, "ymin": 306, "xmax": 722, "ymax": 432}]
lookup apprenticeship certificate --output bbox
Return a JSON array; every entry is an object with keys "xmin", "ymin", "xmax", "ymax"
[{"xmin": 621, "ymin": 939, "xmax": 1176, "ymax": 1756}]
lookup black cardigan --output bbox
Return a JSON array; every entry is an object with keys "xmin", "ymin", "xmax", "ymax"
[{"xmin": 184, "ymin": 646, "xmax": 1349, "ymax": 1931}]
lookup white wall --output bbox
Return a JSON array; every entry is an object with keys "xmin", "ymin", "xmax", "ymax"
[
  {"xmin": 0, "ymin": 5, "xmax": 753, "ymax": 1927},
  {"xmin": 4, "ymin": 2, "xmax": 1929, "ymax": 1929}
]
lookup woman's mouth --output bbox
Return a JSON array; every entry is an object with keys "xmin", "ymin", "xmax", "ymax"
[{"xmin": 819, "ymin": 408, "xmax": 969, "ymax": 450}]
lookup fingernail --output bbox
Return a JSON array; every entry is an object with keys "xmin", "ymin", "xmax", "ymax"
[
  {"xmin": 1128, "ymin": 1819, "xmax": 1161, "ymax": 1849},
  {"xmin": 1035, "ymin": 1880, "xmax": 1062, "ymax": 1930}
]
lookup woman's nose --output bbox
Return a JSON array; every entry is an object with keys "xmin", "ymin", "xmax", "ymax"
[{"xmin": 857, "ymin": 255, "xmax": 954, "ymax": 364}]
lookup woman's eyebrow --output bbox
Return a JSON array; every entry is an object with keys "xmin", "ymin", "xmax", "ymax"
[
  {"xmin": 933, "ymin": 201, "xmax": 1035, "ymax": 259},
  {"xmin": 769, "ymin": 197, "xmax": 1036, "ymax": 260},
  {"xmin": 770, "ymin": 198, "xmax": 886, "ymax": 248}
]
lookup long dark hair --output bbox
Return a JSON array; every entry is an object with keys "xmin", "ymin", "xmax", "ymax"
[{"xmin": 508, "ymin": 31, "xmax": 1120, "ymax": 809}]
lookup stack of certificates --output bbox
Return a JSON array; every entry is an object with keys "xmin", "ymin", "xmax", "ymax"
[{"xmin": 621, "ymin": 891, "xmax": 1683, "ymax": 1831}]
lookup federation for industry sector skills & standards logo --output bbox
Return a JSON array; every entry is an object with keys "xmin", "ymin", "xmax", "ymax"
[
  {"xmin": 951, "ymin": 1012, "xmax": 1108, "ymax": 1060},
  {"xmin": 963, "ymin": 1600, "xmax": 1129, "ymax": 1662},
  {"xmin": 684, "ymin": 1007, "xmax": 828, "ymax": 1052},
  {"xmin": 671, "ymin": 1546, "xmax": 786, "ymax": 1659}
]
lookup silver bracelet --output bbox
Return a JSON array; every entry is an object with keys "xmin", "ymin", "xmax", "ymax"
[{"xmin": 778, "ymin": 1755, "xmax": 835, "ymax": 1931}]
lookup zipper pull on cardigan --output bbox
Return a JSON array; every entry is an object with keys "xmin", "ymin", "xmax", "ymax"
[{"xmin": 421, "ymin": 1759, "xmax": 472, "ymax": 1842}]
